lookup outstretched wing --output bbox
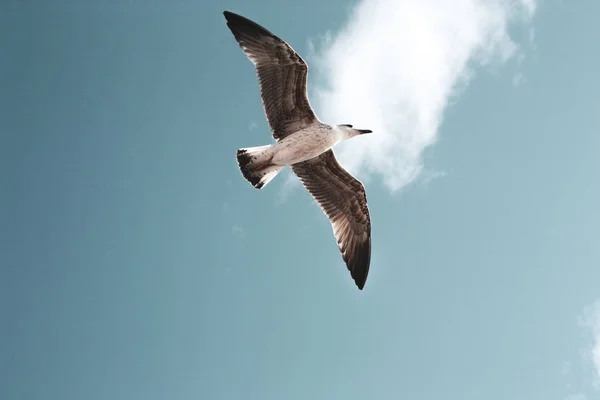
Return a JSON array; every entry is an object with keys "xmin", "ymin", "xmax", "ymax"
[
  {"xmin": 223, "ymin": 11, "xmax": 318, "ymax": 140},
  {"xmin": 291, "ymin": 150, "xmax": 372, "ymax": 290}
]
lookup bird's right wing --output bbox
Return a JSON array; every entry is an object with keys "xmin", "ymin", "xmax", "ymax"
[
  {"xmin": 291, "ymin": 150, "xmax": 371, "ymax": 290},
  {"xmin": 223, "ymin": 11, "xmax": 318, "ymax": 141}
]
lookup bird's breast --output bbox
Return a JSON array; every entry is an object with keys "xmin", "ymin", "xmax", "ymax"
[{"xmin": 271, "ymin": 128, "xmax": 338, "ymax": 166}]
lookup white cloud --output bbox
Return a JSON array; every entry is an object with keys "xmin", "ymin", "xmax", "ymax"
[
  {"xmin": 579, "ymin": 300, "xmax": 600, "ymax": 388},
  {"xmin": 305, "ymin": 0, "xmax": 537, "ymax": 191}
]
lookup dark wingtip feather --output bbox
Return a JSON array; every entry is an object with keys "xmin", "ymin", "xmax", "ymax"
[
  {"xmin": 222, "ymin": 10, "xmax": 278, "ymax": 39},
  {"xmin": 350, "ymin": 238, "xmax": 371, "ymax": 290},
  {"xmin": 223, "ymin": 11, "xmax": 239, "ymax": 20}
]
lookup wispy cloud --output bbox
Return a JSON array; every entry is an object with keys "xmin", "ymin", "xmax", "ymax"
[
  {"xmin": 231, "ymin": 224, "xmax": 245, "ymax": 238},
  {"xmin": 562, "ymin": 360, "xmax": 572, "ymax": 376},
  {"xmin": 579, "ymin": 300, "xmax": 600, "ymax": 388},
  {"xmin": 558, "ymin": 302, "xmax": 600, "ymax": 400},
  {"xmin": 512, "ymin": 72, "xmax": 527, "ymax": 87},
  {"xmin": 303, "ymin": 0, "xmax": 537, "ymax": 191}
]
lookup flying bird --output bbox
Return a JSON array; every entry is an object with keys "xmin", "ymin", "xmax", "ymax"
[{"xmin": 223, "ymin": 11, "xmax": 373, "ymax": 290}]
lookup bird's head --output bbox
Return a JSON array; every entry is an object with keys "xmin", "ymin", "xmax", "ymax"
[{"xmin": 338, "ymin": 124, "xmax": 373, "ymax": 139}]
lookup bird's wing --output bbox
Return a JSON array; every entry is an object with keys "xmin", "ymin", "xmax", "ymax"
[
  {"xmin": 291, "ymin": 150, "xmax": 371, "ymax": 290},
  {"xmin": 223, "ymin": 11, "xmax": 318, "ymax": 141}
]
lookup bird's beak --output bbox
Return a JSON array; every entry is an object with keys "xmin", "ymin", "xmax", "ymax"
[{"xmin": 357, "ymin": 129, "xmax": 372, "ymax": 134}]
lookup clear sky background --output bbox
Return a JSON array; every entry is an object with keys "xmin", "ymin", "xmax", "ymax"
[{"xmin": 2, "ymin": 1, "xmax": 600, "ymax": 399}]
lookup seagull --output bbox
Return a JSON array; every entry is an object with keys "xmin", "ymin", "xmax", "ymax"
[{"xmin": 223, "ymin": 11, "xmax": 373, "ymax": 290}]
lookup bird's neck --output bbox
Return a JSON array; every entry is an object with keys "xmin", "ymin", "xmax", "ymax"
[{"xmin": 332, "ymin": 125, "xmax": 353, "ymax": 141}]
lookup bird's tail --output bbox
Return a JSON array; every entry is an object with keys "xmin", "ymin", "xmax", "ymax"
[{"xmin": 236, "ymin": 145, "xmax": 282, "ymax": 189}]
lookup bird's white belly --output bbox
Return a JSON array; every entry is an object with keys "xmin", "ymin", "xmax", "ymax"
[{"xmin": 271, "ymin": 129, "xmax": 338, "ymax": 166}]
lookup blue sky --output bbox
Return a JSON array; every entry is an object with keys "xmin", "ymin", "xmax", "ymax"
[{"xmin": 2, "ymin": 0, "xmax": 600, "ymax": 399}]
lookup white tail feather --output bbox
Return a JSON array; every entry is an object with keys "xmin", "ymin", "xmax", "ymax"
[{"xmin": 236, "ymin": 145, "xmax": 282, "ymax": 189}]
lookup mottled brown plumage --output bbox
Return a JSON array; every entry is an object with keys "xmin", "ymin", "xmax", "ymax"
[
  {"xmin": 223, "ymin": 11, "xmax": 317, "ymax": 140},
  {"xmin": 224, "ymin": 11, "xmax": 372, "ymax": 290},
  {"xmin": 292, "ymin": 150, "xmax": 371, "ymax": 289}
]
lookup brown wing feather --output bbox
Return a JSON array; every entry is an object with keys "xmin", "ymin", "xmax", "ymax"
[
  {"xmin": 291, "ymin": 150, "xmax": 372, "ymax": 290},
  {"xmin": 223, "ymin": 11, "xmax": 318, "ymax": 140}
]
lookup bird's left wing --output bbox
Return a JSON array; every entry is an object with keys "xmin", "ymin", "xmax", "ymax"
[{"xmin": 291, "ymin": 150, "xmax": 371, "ymax": 290}]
